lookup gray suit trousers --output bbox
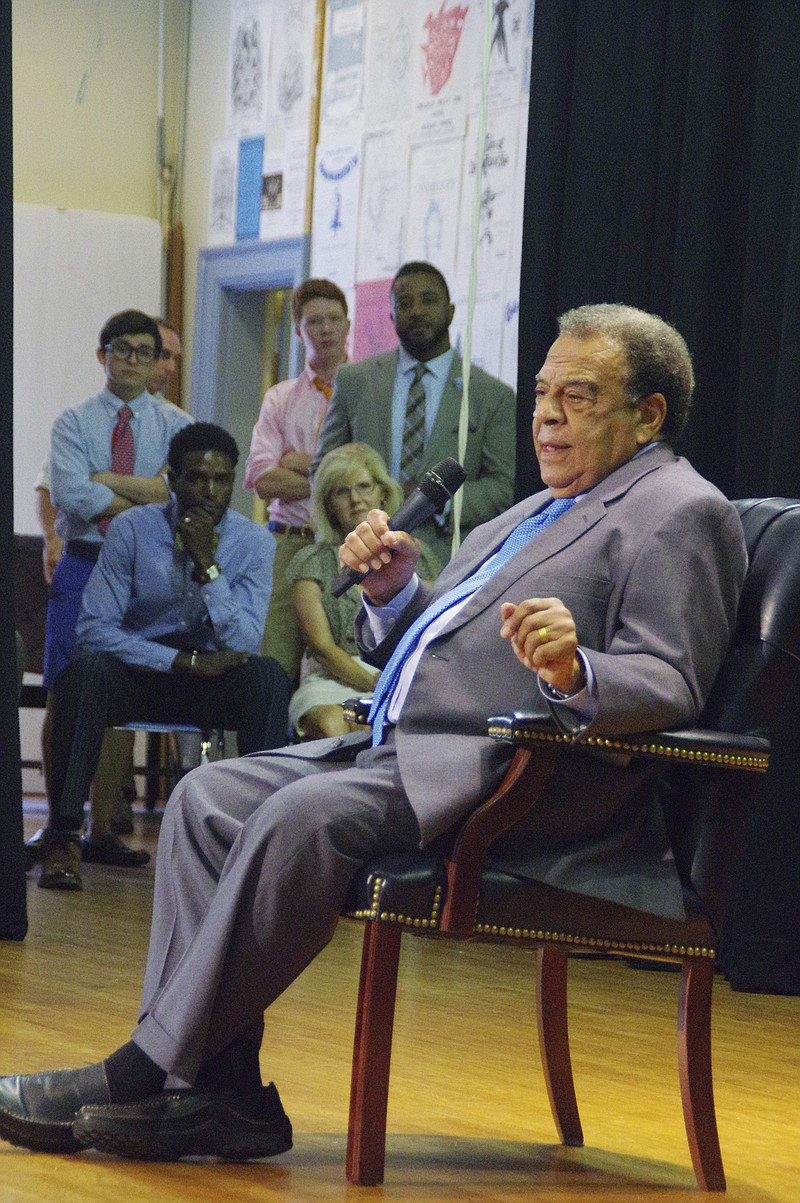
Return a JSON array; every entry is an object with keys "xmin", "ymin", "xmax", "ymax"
[{"xmin": 132, "ymin": 740, "xmax": 420, "ymax": 1086}]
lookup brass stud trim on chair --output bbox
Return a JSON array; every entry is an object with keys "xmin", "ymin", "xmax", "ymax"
[
  {"xmin": 345, "ymin": 879, "xmax": 443, "ymax": 930},
  {"xmin": 472, "ymin": 922, "xmax": 715, "ymax": 958},
  {"xmin": 487, "ymin": 722, "xmax": 769, "ymax": 771}
]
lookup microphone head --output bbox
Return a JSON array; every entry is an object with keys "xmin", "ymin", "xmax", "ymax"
[{"xmin": 416, "ymin": 458, "xmax": 467, "ymax": 506}]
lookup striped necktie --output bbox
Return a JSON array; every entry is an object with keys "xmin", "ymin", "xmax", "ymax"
[
  {"xmin": 369, "ymin": 495, "xmax": 577, "ymax": 744},
  {"xmin": 98, "ymin": 404, "xmax": 134, "ymax": 535},
  {"xmin": 399, "ymin": 363, "xmax": 427, "ymax": 489}
]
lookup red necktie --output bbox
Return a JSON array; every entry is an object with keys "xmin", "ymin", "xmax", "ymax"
[{"xmin": 99, "ymin": 405, "xmax": 134, "ymax": 535}]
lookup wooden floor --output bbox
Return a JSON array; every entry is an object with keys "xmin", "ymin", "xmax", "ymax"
[{"xmin": 1, "ymin": 799, "xmax": 798, "ymax": 1202}]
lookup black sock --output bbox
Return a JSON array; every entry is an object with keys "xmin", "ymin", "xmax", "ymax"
[
  {"xmin": 192, "ymin": 1037, "xmax": 263, "ymax": 1092},
  {"xmin": 50, "ymin": 819, "xmax": 82, "ymax": 835},
  {"xmin": 103, "ymin": 1041, "xmax": 168, "ymax": 1103}
]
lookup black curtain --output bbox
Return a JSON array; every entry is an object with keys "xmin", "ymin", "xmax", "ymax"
[
  {"xmin": 0, "ymin": 0, "xmax": 28, "ymax": 939},
  {"xmin": 518, "ymin": 0, "xmax": 800, "ymax": 993},
  {"xmin": 518, "ymin": 0, "xmax": 800, "ymax": 501}
]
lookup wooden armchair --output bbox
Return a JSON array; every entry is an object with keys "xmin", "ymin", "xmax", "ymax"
[{"xmin": 341, "ymin": 496, "xmax": 800, "ymax": 1190}]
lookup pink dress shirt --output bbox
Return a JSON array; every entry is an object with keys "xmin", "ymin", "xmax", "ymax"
[{"xmin": 243, "ymin": 364, "xmax": 332, "ymax": 527}]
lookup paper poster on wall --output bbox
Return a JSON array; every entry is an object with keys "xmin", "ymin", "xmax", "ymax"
[
  {"xmin": 226, "ymin": 0, "xmax": 272, "ymax": 137},
  {"xmin": 404, "ymin": 138, "xmax": 464, "ymax": 280},
  {"xmin": 508, "ymin": 101, "xmax": 528, "ymax": 276},
  {"xmin": 522, "ymin": 0, "xmax": 536, "ymax": 96},
  {"xmin": 320, "ymin": 0, "xmax": 367, "ymax": 137},
  {"xmin": 500, "ymin": 287, "xmax": 520, "ymax": 389},
  {"xmin": 236, "ymin": 136, "xmax": 265, "ymax": 241},
  {"xmin": 309, "ymin": 142, "xmax": 361, "ymax": 287},
  {"xmin": 450, "ymin": 270, "xmax": 505, "ymax": 375},
  {"xmin": 357, "ymin": 129, "xmax": 409, "ymax": 282},
  {"xmin": 362, "ymin": 0, "xmax": 419, "ymax": 130},
  {"xmin": 258, "ymin": 131, "xmax": 309, "ymax": 242},
  {"xmin": 352, "ymin": 278, "xmax": 398, "ymax": 360},
  {"xmin": 412, "ymin": 0, "xmax": 473, "ymax": 140},
  {"xmin": 456, "ymin": 105, "xmax": 520, "ymax": 275},
  {"xmin": 208, "ymin": 138, "xmax": 239, "ymax": 246},
  {"xmin": 469, "ymin": 0, "xmax": 528, "ymax": 112},
  {"xmin": 267, "ymin": 0, "xmax": 317, "ymax": 135}
]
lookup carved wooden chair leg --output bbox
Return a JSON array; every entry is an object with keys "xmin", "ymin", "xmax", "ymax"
[
  {"xmin": 536, "ymin": 946, "xmax": 584, "ymax": 1146},
  {"xmin": 347, "ymin": 922, "xmax": 403, "ymax": 1185},
  {"xmin": 677, "ymin": 956, "xmax": 725, "ymax": 1191}
]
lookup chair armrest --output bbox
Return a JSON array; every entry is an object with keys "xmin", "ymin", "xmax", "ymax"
[{"xmin": 487, "ymin": 712, "xmax": 770, "ymax": 772}]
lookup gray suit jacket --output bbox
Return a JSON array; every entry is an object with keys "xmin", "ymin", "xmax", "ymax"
[
  {"xmin": 313, "ymin": 349, "xmax": 516, "ymax": 567},
  {"xmin": 353, "ymin": 444, "xmax": 747, "ymax": 918}
]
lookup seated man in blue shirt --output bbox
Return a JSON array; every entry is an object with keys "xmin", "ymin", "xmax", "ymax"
[{"xmin": 39, "ymin": 422, "xmax": 291, "ymax": 891}]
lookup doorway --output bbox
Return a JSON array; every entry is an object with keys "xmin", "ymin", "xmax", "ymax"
[{"xmin": 191, "ymin": 236, "xmax": 310, "ymax": 517}]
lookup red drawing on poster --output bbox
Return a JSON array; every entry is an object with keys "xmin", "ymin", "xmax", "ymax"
[{"xmin": 421, "ymin": 3, "xmax": 469, "ymax": 97}]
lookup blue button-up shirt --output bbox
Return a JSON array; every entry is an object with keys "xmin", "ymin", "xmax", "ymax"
[
  {"xmin": 75, "ymin": 500, "xmax": 275, "ymax": 673},
  {"xmin": 50, "ymin": 387, "xmax": 193, "ymax": 542}
]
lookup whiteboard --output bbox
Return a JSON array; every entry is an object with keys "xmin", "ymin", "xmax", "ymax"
[{"xmin": 12, "ymin": 204, "xmax": 163, "ymax": 534}]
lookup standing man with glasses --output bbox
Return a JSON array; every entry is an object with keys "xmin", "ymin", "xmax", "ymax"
[
  {"xmin": 30, "ymin": 310, "xmax": 192, "ymax": 882},
  {"xmin": 244, "ymin": 279, "xmax": 350, "ymax": 684}
]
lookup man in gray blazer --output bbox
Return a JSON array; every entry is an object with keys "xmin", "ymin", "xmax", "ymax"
[
  {"xmin": 0, "ymin": 304, "xmax": 747, "ymax": 1163},
  {"xmin": 313, "ymin": 261, "xmax": 516, "ymax": 568}
]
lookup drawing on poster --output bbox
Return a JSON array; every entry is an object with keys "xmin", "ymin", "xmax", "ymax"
[
  {"xmin": 277, "ymin": 44, "xmax": 305, "ymax": 115},
  {"xmin": 331, "ymin": 188, "xmax": 343, "ymax": 235},
  {"xmin": 421, "ymin": 3, "xmax": 469, "ymax": 97},
  {"xmin": 479, "ymin": 184, "xmax": 498, "ymax": 247},
  {"xmin": 210, "ymin": 152, "xmax": 237, "ymax": 238},
  {"xmin": 320, "ymin": 153, "xmax": 358, "ymax": 236},
  {"xmin": 492, "ymin": 0, "xmax": 511, "ymax": 64},
  {"xmin": 390, "ymin": 19, "xmax": 414, "ymax": 85},
  {"xmin": 474, "ymin": 132, "xmax": 509, "ymax": 247},
  {"xmin": 230, "ymin": 18, "xmax": 265, "ymax": 126},
  {"xmin": 424, "ymin": 201, "xmax": 444, "ymax": 261},
  {"xmin": 262, "ymin": 172, "xmax": 283, "ymax": 211}
]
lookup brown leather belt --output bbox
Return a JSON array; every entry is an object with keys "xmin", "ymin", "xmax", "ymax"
[{"xmin": 267, "ymin": 521, "xmax": 314, "ymax": 538}]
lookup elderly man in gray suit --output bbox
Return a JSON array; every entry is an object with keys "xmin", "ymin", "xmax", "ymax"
[
  {"xmin": 0, "ymin": 304, "xmax": 747, "ymax": 1163},
  {"xmin": 313, "ymin": 260, "xmax": 516, "ymax": 568}
]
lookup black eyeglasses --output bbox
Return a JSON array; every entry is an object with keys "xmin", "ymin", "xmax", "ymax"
[{"xmin": 105, "ymin": 338, "xmax": 156, "ymax": 365}]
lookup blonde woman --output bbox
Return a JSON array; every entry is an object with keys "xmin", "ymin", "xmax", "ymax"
[{"xmin": 286, "ymin": 443, "xmax": 440, "ymax": 738}]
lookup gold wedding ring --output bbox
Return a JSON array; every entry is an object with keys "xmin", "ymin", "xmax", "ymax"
[{"xmin": 538, "ymin": 626, "xmax": 550, "ymax": 642}]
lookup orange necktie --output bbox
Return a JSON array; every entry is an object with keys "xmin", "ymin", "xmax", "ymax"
[{"xmin": 313, "ymin": 376, "xmax": 333, "ymax": 402}]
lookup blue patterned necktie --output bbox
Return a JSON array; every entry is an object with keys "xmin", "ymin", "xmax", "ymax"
[{"xmin": 369, "ymin": 495, "xmax": 577, "ymax": 744}]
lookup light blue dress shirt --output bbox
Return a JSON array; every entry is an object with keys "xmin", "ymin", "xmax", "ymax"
[
  {"xmin": 75, "ymin": 500, "xmax": 275, "ymax": 673},
  {"xmin": 49, "ymin": 387, "xmax": 192, "ymax": 542},
  {"xmin": 389, "ymin": 346, "xmax": 455, "ymax": 480}
]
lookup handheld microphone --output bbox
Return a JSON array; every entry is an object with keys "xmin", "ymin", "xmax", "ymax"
[{"xmin": 331, "ymin": 457, "xmax": 467, "ymax": 597}]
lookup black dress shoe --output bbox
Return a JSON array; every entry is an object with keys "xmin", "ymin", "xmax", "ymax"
[
  {"xmin": 24, "ymin": 826, "xmax": 52, "ymax": 871},
  {"xmin": 0, "ymin": 1062, "xmax": 112, "ymax": 1152},
  {"xmin": 80, "ymin": 834, "xmax": 151, "ymax": 868},
  {"xmin": 38, "ymin": 832, "xmax": 82, "ymax": 891},
  {"xmin": 73, "ymin": 1083, "xmax": 293, "ymax": 1161}
]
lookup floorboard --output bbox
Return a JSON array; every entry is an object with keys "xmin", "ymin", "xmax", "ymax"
[{"xmin": 1, "ymin": 798, "xmax": 797, "ymax": 1201}]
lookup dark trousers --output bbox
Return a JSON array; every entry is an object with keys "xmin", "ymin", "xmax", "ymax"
[{"xmin": 50, "ymin": 651, "xmax": 291, "ymax": 826}]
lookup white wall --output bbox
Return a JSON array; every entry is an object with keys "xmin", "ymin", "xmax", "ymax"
[{"xmin": 13, "ymin": 206, "xmax": 162, "ymax": 534}]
